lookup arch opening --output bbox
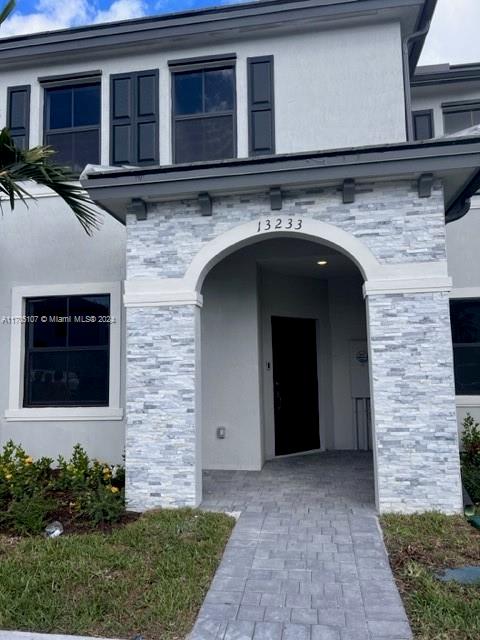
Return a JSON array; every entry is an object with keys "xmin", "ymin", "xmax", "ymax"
[{"xmin": 199, "ymin": 235, "xmax": 375, "ymax": 506}]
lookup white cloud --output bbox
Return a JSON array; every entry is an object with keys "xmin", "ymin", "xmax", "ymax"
[
  {"xmin": 420, "ymin": 0, "xmax": 480, "ymax": 66},
  {"xmin": 0, "ymin": 0, "xmax": 147, "ymax": 38}
]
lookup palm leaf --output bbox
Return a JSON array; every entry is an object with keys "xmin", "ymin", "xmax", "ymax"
[
  {"xmin": 0, "ymin": 0, "xmax": 15, "ymax": 25},
  {"xmin": 0, "ymin": 128, "xmax": 101, "ymax": 235}
]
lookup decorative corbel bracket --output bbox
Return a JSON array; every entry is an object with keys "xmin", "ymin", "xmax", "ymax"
[
  {"xmin": 198, "ymin": 192, "xmax": 212, "ymax": 216},
  {"xmin": 342, "ymin": 179, "xmax": 356, "ymax": 204},
  {"xmin": 418, "ymin": 173, "xmax": 434, "ymax": 198},
  {"xmin": 126, "ymin": 197, "xmax": 147, "ymax": 221},
  {"xmin": 270, "ymin": 187, "xmax": 283, "ymax": 211}
]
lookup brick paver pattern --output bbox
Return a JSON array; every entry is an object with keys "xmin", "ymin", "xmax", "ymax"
[{"xmin": 189, "ymin": 452, "xmax": 412, "ymax": 640}]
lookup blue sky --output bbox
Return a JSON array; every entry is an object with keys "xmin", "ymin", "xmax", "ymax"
[{"xmin": 1, "ymin": 0, "xmax": 480, "ymax": 65}]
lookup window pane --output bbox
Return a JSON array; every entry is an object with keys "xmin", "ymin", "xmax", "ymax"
[
  {"xmin": 444, "ymin": 110, "xmax": 472, "ymax": 134},
  {"xmin": 413, "ymin": 113, "xmax": 433, "ymax": 140},
  {"xmin": 73, "ymin": 84, "xmax": 100, "ymax": 127},
  {"xmin": 205, "ymin": 68, "xmax": 234, "ymax": 112},
  {"xmin": 68, "ymin": 350, "xmax": 109, "ymax": 405},
  {"xmin": 26, "ymin": 297, "xmax": 68, "ymax": 348},
  {"xmin": 72, "ymin": 129, "xmax": 100, "ymax": 173},
  {"xmin": 48, "ymin": 88, "xmax": 72, "ymax": 129},
  {"xmin": 175, "ymin": 115, "xmax": 234, "ymax": 163},
  {"xmin": 69, "ymin": 295, "xmax": 110, "ymax": 347},
  {"xmin": 453, "ymin": 346, "xmax": 480, "ymax": 395},
  {"xmin": 46, "ymin": 132, "xmax": 73, "ymax": 167},
  {"xmin": 26, "ymin": 351, "xmax": 68, "ymax": 405},
  {"xmin": 451, "ymin": 299, "xmax": 480, "ymax": 343},
  {"xmin": 174, "ymin": 71, "xmax": 203, "ymax": 115}
]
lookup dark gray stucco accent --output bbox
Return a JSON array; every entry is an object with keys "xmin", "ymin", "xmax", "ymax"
[
  {"xmin": 6, "ymin": 85, "xmax": 30, "ymax": 150},
  {"xmin": 412, "ymin": 109, "xmax": 435, "ymax": 140},
  {"xmin": 38, "ymin": 70, "xmax": 102, "ymax": 84},
  {"xmin": 412, "ymin": 63, "xmax": 480, "ymax": 87},
  {"xmin": 168, "ymin": 52, "xmax": 236, "ymax": 67},
  {"xmin": 0, "ymin": 0, "xmax": 430, "ymax": 68}
]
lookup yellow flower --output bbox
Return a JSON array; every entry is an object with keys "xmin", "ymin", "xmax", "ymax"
[
  {"xmin": 5, "ymin": 473, "xmax": 12, "ymax": 480},
  {"xmin": 110, "ymin": 486, "xmax": 119, "ymax": 494},
  {"xmin": 24, "ymin": 456, "xmax": 33, "ymax": 465}
]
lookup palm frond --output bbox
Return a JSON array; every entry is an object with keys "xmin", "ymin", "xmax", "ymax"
[
  {"xmin": 0, "ymin": 128, "xmax": 101, "ymax": 235},
  {"xmin": 0, "ymin": 0, "xmax": 15, "ymax": 25}
]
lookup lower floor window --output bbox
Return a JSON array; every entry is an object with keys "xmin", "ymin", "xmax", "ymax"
[
  {"xmin": 23, "ymin": 294, "xmax": 110, "ymax": 407},
  {"xmin": 450, "ymin": 298, "xmax": 480, "ymax": 395}
]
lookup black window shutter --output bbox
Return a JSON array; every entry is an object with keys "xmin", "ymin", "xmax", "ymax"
[
  {"xmin": 247, "ymin": 56, "xmax": 275, "ymax": 156},
  {"xmin": 110, "ymin": 70, "xmax": 159, "ymax": 166},
  {"xmin": 7, "ymin": 85, "xmax": 31, "ymax": 150}
]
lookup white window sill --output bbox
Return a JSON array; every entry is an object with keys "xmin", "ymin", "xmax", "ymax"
[
  {"xmin": 4, "ymin": 407, "xmax": 124, "ymax": 422},
  {"xmin": 456, "ymin": 396, "xmax": 480, "ymax": 408}
]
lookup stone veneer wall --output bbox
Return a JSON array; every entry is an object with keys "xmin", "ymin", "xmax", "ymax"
[
  {"xmin": 368, "ymin": 291, "xmax": 462, "ymax": 513},
  {"xmin": 126, "ymin": 305, "xmax": 200, "ymax": 510},
  {"xmin": 125, "ymin": 179, "xmax": 463, "ymax": 513}
]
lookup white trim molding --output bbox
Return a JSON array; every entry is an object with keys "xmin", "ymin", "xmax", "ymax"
[
  {"xmin": 456, "ymin": 396, "xmax": 480, "ymax": 408},
  {"xmin": 450, "ymin": 287, "xmax": 480, "ymax": 299},
  {"xmin": 124, "ymin": 280, "xmax": 203, "ymax": 308},
  {"xmin": 363, "ymin": 275, "xmax": 453, "ymax": 297},
  {"xmin": 6, "ymin": 282, "xmax": 123, "ymax": 422}
]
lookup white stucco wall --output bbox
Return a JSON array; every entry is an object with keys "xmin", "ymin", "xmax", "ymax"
[
  {"xmin": 0, "ymin": 193, "xmax": 126, "ymax": 463},
  {"xmin": 0, "ymin": 21, "xmax": 406, "ymax": 164}
]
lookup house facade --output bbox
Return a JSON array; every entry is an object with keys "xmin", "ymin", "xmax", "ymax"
[{"xmin": 0, "ymin": 0, "xmax": 479, "ymax": 514}]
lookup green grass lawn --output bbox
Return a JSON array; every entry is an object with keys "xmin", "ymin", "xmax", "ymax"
[
  {"xmin": 0, "ymin": 508, "xmax": 234, "ymax": 640},
  {"xmin": 381, "ymin": 513, "xmax": 480, "ymax": 640}
]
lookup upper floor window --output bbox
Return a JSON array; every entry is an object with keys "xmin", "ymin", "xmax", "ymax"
[
  {"xmin": 44, "ymin": 83, "xmax": 101, "ymax": 174},
  {"xmin": 412, "ymin": 110, "xmax": 434, "ymax": 141},
  {"xmin": 172, "ymin": 65, "xmax": 236, "ymax": 163},
  {"xmin": 450, "ymin": 298, "xmax": 480, "ymax": 396},
  {"xmin": 443, "ymin": 101, "xmax": 480, "ymax": 135}
]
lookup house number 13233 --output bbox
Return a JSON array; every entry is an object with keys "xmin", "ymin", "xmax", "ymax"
[{"xmin": 256, "ymin": 218, "xmax": 303, "ymax": 232}]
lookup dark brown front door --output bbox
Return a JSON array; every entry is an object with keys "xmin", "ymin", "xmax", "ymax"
[{"xmin": 271, "ymin": 316, "xmax": 320, "ymax": 456}]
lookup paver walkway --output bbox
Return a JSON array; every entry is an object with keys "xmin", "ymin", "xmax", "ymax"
[{"xmin": 189, "ymin": 452, "xmax": 412, "ymax": 640}]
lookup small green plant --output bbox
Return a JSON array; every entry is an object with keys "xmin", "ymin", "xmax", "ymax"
[
  {"xmin": 460, "ymin": 413, "xmax": 480, "ymax": 504},
  {"xmin": 78, "ymin": 484, "xmax": 125, "ymax": 526},
  {"xmin": 0, "ymin": 491, "xmax": 55, "ymax": 535},
  {"xmin": 0, "ymin": 441, "xmax": 125, "ymax": 535}
]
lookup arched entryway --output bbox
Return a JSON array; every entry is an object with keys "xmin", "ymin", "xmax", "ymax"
[{"xmin": 200, "ymin": 236, "xmax": 373, "ymax": 478}]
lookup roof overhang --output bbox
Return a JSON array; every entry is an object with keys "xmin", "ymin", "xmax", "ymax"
[
  {"xmin": 0, "ymin": 0, "xmax": 433, "ymax": 70},
  {"xmin": 80, "ymin": 136, "xmax": 480, "ymax": 225},
  {"xmin": 412, "ymin": 63, "xmax": 480, "ymax": 87}
]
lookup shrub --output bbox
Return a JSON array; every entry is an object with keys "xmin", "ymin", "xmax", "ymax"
[
  {"xmin": 0, "ymin": 441, "xmax": 126, "ymax": 535},
  {"xmin": 0, "ymin": 491, "xmax": 55, "ymax": 535},
  {"xmin": 460, "ymin": 413, "xmax": 480, "ymax": 504},
  {"xmin": 78, "ymin": 484, "xmax": 125, "ymax": 526}
]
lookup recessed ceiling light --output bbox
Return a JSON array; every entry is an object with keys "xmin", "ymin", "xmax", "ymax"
[{"xmin": 317, "ymin": 260, "xmax": 328, "ymax": 266}]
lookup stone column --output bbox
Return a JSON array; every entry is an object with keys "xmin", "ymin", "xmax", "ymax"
[
  {"xmin": 366, "ymin": 289, "xmax": 463, "ymax": 514},
  {"xmin": 125, "ymin": 302, "xmax": 202, "ymax": 511}
]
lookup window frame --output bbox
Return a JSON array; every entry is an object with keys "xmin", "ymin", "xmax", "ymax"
[
  {"xmin": 450, "ymin": 288, "xmax": 480, "ymax": 407},
  {"xmin": 42, "ymin": 76, "xmax": 102, "ymax": 175},
  {"xmin": 442, "ymin": 100, "xmax": 480, "ymax": 136},
  {"xmin": 412, "ymin": 109, "xmax": 434, "ymax": 141},
  {"xmin": 170, "ymin": 58, "xmax": 237, "ymax": 164},
  {"xmin": 5, "ymin": 283, "xmax": 122, "ymax": 422}
]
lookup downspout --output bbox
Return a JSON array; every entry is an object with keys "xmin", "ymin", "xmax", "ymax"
[{"xmin": 402, "ymin": 23, "xmax": 431, "ymax": 141}]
